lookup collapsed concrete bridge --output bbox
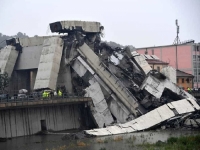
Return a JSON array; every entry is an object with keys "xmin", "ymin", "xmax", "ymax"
[{"xmin": 0, "ymin": 20, "xmax": 199, "ymax": 138}]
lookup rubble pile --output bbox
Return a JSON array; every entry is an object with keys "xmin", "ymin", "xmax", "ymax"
[
  {"xmin": 2, "ymin": 21, "xmax": 200, "ymax": 136},
  {"xmin": 50, "ymin": 21, "xmax": 200, "ymax": 133}
]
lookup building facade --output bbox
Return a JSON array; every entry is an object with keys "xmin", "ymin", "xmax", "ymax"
[
  {"xmin": 176, "ymin": 69, "xmax": 194, "ymax": 90},
  {"xmin": 137, "ymin": 42, "xmax": 200, "ymax": 88}
]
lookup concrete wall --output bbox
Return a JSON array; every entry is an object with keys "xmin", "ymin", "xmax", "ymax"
[
  {"xmin": 0, "ymin": 46, "xmax": 19, "ymax": 77},
  {"xmin": 7, "ymin": 69, "xmax": 38, "ymax": 94},
  {"xmin": 34, "ymin": 37, "xmax": 63, "ymax": 90},
  {"xmin": 15, "ymin": 46, "xmax": 42, "ymax": 70},
  {"xmin": 30, "ymin": 69, "xmax": 37, "ymax": 91},
  {"xmin": 0, "ymin": 105, "xmax": 81, "ymax": 138},
  {"xmin": 8, "ymin": 70, "xmax": 31, "ymax": 94},
  {"xmin": 57, "ymin": 48, "xmax": 73, "ymax": 93}
]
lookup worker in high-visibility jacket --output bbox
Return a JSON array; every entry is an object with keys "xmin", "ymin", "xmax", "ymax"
[
  {"xmin": 58, "ymin": 90, "xmax": 62, "ymax": 97},
  {"xmin": 42, "ymin": 91, "xmax": 49, "ymax": 98},
  {"xmin": 187, "ymin": 87, "xmax": 191, "ymax": 93}
]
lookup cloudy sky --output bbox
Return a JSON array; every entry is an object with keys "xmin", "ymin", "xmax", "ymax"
[{"xmin": 0, "ymin": 0, "xmax": 200, "ymax": 48}]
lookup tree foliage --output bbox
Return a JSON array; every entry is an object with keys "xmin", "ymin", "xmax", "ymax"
[
  {"xmin": 0, "ymin": 32, "xmax": 28, "ymax": 49},
  {"xmin": 0, "ymin": 72, "xmax": 10, "ymax": 93}
]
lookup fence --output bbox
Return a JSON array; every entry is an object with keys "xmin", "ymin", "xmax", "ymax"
[{"xmin": 0, "ymin": 93, "xmax": 84, "ymax": 103}]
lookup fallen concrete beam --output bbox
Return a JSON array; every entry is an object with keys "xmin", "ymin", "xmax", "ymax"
[
  {"xmin": 85, "ymin": 82, "xmax": 114, "ymax": 127},
  {"xmin": 131, "ymin": 51, "xmax": 152, "ymax": 75},
  {"xmin": 71, "ymin": 56, "xmax": 132, "ymax": 126},
  {"xmin": 85, "ymin": 98, "xmax": 200, "ymax": 136},
  {"xmin": 77, "ymin": 43, "xmax": 142, "ymax": 117}
]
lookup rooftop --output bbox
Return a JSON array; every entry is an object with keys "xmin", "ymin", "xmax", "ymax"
[
  {"xmin": 136, "ymin": 41, "xmax": 198, "ymax": 50},
  {"xmin": 176, "ymin": 70, "xmax": 194, "ymax": 77}
]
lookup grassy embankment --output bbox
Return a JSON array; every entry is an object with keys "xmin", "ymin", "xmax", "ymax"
[
  {"xmin": 46, "ymin": 134, "xmax": 200, "ymax": 150},
  {"xmin": 138, "ymin": 134, "xmax": 200, "ymax": 150}
]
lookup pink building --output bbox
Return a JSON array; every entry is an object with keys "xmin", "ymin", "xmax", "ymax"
[{"xmin": 137, "ymin": 42, "xmax": 200, "ymax": 88}]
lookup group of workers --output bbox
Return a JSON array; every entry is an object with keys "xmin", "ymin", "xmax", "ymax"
[{"xmin": 42, "ymin": 89, "xmax": 62, "ymax": 98}]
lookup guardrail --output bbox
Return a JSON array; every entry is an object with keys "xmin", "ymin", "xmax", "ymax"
[
  {"xmin": 0, "ymin": 95, "xmax": 92, "ymax": 110},
  {"xmin": 0, "ymin": 93, "xmax": 86, "ymax": 103}
]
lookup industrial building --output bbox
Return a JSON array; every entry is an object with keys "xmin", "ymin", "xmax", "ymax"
[{"xmin": 137, "ymin": 42, "xmax": 200, "ymax": 88}]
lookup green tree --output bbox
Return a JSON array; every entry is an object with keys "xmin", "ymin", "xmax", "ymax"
[{"xmin": 0, "ymin": 72, "xmax": 10, "ymax": 93}]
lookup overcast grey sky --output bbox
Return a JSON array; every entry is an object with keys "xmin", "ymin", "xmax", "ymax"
[{"xmin": 0, "ymin": 0, "xmax": 200, "ymax": 47}]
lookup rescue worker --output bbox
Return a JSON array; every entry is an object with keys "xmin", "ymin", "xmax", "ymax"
[
  {"xmin": 42, "ymin": 90, "xmax": 49, "ymax": 99},
  {"xmin": 58, "ymin": 89, "xmax": 62, "ymax": 97},
  {"xmin": 187, "ymin": 87, "xmax": 191, "ymax": 93},
  {"xmin": 42, "ymin": 90, "xmax": 47, "ymax": 99}
]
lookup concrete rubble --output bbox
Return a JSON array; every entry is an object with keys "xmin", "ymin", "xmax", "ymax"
[
  {"xmin": 1, "ymin": 20, "xmax": 200, "ymax": 135},
  {"xmin": 85, "ymin": 98, "xmax": 200, "ymax": 136}
]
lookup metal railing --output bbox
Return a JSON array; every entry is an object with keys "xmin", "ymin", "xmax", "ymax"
[{"xmin": 0, "ymin": 93, "xmax": 85, "ymax": 103}]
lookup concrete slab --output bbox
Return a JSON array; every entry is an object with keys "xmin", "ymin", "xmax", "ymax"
[
  {"xmin": 34, "ymin": 37, "xmax": 63, "ymax": 90},
  {"xmin": 0, "ymin": 46, "xmax": 19, "ymax": 77},
  {"xmin": 161, "ymin": 66, "xmax": 176, "ymax": 83},
  {"xmin": 85, "ymin": 99, "xmax": 199, "ymax": 137},
  {"xmin": 84, "ymin": 82, "xmax": 114, "ymax": 127}
]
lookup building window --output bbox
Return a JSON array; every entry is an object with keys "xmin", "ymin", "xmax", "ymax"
[
  {"xmin": 193, "ymin": 46, "xmax": 197, "ymax": 51},
  {"xmin": 182, "ymin": 78, "xmax": 184, "ymax": 83},
  {"xmin": 186, "ymin": 78, "xmax": 189, "ymax": 83},
  {"xmin": 157, "ymin": 66, "xmax": 160, "ymax": 72},
  {"xmin": 194, "ymin": 77, "xmax": 197, "ymax": 82},
  {"xmin": 193, "ymin": 55, "xmax": 196, "ymax": 61},
  {"xmin": 177, "ymin": 78, "xmax": 179, "ymax": 83},
  {"xmin": 193, "ymin": 62, "xmax": 197, "ymax": 68}
]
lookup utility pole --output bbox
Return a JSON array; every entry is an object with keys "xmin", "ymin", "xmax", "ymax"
[
  {"xmin": 173, "ymin": 19, "xmax": 181, "ymax": 69},
  {"xmin": 197, "ymin": 44, "xmax": 199, "ymax": 88}
]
